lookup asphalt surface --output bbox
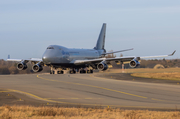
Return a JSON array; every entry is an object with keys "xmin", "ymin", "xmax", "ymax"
[
  {"xmin": 96, "ymin": 73, "xmax": 180, "ymax": 85},
  {"xmin": 0, "ymin": 73, "xmax": 180, "ymax": 110}
]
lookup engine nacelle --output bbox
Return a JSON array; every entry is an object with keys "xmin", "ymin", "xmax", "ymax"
[
  {"xmin": 129, "ymin": 59, "xmax": 140, "ymax": 68},
  {"xmin": 17, "ymin": 62, "xmax": 27, "ymax": 70},
  {"xmin": 32, "ymin": 64, "xmax": 43, "ymax": 72},
  {"xmin": 97, "ymin": 62, "xmax": 108, "ymax": 71}
]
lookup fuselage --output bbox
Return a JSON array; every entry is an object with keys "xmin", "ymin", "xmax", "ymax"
[{"xmin": 42, "ymin": 45, "xmax": 103, "ymax": 68}]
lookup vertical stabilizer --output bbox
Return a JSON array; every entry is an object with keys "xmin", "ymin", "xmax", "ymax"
[{"xmin": 94, "ymin": 23, "xmax": 106, "ymax": 50}]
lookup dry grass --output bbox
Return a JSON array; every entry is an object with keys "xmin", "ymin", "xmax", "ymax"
[
  {"xmin": 106, "ymin": 68, "xmax": 180, "ymax": 81},
  {"xmin": 124, "ymin": 68, "xmax": 180, "ymax": 81},
  {"xmin": 131, "ymin": 72, "xmax": 180, "ymax": 81},
  {"xmin": 107, "ymin": 68, "xmax": 180, "ymax": 74},
  {"xmin": 0, "ymin": 105, "xmax": 180, "ymax": 119}
]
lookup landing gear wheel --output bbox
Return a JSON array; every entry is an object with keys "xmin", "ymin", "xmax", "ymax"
[
  {"xmin": 50, "ymin": 70, "xmax": 55, "ymax": 74},
  {"xmin": 87, "ymin": 70, "xmax": 91, "ymax": 73},
  {"xmin": 90, "ymin": 70, "xmax": 93, "ymax": 73},
  {"xmin": 87, "ymin": 70, "xmax": 93, "ymax": 74},
  {"xmin": 80, "ymin": 70, "xmax": 86, "ymax": 74},
  {"xmin": 73, "ymin": 70, "xmax": 76, "ymax": 74},
  {"xmin": 57, "ymin": 71, "xmax": 64, "ymax": 74},
  {"xmin": 70, "ymin": 70, "xmax": 76, "ymax": 74}
]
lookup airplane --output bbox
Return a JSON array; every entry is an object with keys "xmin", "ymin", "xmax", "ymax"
[{"xmin": 7, "ymin": 23, "xmax": 176, "ymax": 74}]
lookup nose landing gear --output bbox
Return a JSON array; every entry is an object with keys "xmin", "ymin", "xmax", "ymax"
[
  {"xmin": 50, "ymin": 67, "xmax": 64, "ymax": 74},
  {"xmin": 50, "ymin": 70, "xmax": 55, "ymax": 74}
]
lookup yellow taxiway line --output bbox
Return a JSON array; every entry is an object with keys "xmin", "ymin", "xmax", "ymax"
[{"xmin": 37, "ymin": 75, "xmax": 147, "ymax": 99}]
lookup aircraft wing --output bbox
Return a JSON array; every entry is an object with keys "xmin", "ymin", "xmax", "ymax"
[
  {"xmin": 73, "ymin": 50, "xmax": 176, "ymax": 65},
  {"xmin": 7, "ymin": 58, "xmax": 42, "ymax": 63},
  {"xmin": 140, "ymin": 50, "xmax": 176, "ymax": 59}
]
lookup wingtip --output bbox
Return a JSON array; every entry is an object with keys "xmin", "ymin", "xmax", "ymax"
[{"xmin": 169, "ymin": 50, "xmax": 176, "ymax": 56}]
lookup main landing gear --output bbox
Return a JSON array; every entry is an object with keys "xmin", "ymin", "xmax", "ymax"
[
  {"xmin": 69, "ymin": 69, "xmax": 93, "ymax": 74},
  {"xmin": 69, "ymin": 69, "xmax": 76, "ymax": 74},
  {"xmin": 50, "ymin": 67, "xmax": 64, "ymax": 74},
  {"xmin": 57, "ymin": 70, "xmax": 64, "ymax": 74},
  {"xmin": 50, "ymin": 70, "xmax": 64, "ymax": 74},
  {"xmin": 50, "ymin": 70, "xmax": 55, "ymax": 74},
  {"xmin": 49, "ymin": 67, "xmax": 94, "ymax": 74},
  {"xmin": 80, "ymin": 69, "xmax": 93, "ymax": 74}
]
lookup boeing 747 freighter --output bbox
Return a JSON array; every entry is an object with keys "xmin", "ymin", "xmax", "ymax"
[{"xmin": 7, "ymin": 23, "xmax": 176, "ymax": 74}]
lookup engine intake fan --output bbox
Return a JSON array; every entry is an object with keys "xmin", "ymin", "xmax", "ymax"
[
  {"xmin": 32, "ymin": 64, "xmax": 43, "ymax": 72},
  {"xmin": 97, "ymin": 62, "xmax": 108, "ymax": 71},
  {"xmin": 129, "ymin": 59, "xmax": 140, "ymax": 68},
  {"xmin": 17, "ymin": 62, "xmax": 27, "ymax": 70}
]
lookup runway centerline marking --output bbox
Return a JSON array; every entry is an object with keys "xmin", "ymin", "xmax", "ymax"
[{"xmin": 37, "ymin": 75, "xmax": 147, "ymax": 99}]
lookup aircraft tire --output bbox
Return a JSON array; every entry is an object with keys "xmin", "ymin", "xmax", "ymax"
[
  {"xmin": 90, "ymin": 70, "xmax": 93, "ymax": 73},
  {"xmin": 50, "ymin": 70, "xmax": 55, "ymax": 74},
  {"xmin": 87, "ymin": 70, "xmax": 91, "ymax": 73},
  {"xmin": 70, "ymin": 70, "xmax": 75, "ymax": 74},
  {"xmin": 57, "ymin": 71, "xmax": 63, "ymax": 74},
  {"xmin": 80, "ymin": 70, "xmax": 85, "ymax": 74}
]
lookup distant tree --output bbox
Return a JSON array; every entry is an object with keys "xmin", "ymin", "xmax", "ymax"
[
  {"xmin": 8, "ymin": 66, "xmax": 19, "ymax": 74},
  {"xmin": 0, "ymin": 66, "xmax": 10, "ymax": 74}
]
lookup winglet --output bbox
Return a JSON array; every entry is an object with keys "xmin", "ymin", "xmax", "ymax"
[{"xmin": 168, "ymin": 50, "xmax": 176, "ymax": 56}]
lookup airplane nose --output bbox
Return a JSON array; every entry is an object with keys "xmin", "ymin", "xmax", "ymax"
[
  {"xmin": 42, "ymin": 56, "xmax": 47, "ymax": 62},
  {"xmin": 42, "ymin": 56, "xmax": 46, "ymax": 61},
  {"xmin": 42, "ymin": 55, "xmax": 51, "ymax": 64}
]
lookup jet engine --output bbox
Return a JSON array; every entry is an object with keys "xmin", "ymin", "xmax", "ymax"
[
  {"xmin": 97, "ymin": 62, "xmax": 108, "ymax": 71},
  {"xmin": 129, "ymin": 59, "xmax": 140, "ymax": 68},
  {"xmin": 17, "ymin": 62, "xmax": 27, "ymax": 70},
  {"xmin": 32, "ymin": 64, "xmax": 43, "ymax": 72}
]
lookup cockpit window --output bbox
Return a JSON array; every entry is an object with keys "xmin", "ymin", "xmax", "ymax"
[{"xmin": 47, "ymin": 47, "xmax": 54, "ymax": 49}]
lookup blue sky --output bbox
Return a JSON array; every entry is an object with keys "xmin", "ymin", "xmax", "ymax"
[{"xmin": 0, "ymin": 0, "xmax": 180, "ymax": 59}]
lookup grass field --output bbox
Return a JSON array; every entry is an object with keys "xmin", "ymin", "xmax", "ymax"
[
  {"xmin": 107, "ymin": 68, "xmax": 180, "ymax": 73},
  {"xmin": 107, "ymin": 68, "xmax": 180, "ymax": 81},
  {"xmin": 131, "ymin": 72, "xmax": 180, "ymax": 81},
  {"xmin": 0, "ymin": 105, "xmax": 180, "ymax": 119}
]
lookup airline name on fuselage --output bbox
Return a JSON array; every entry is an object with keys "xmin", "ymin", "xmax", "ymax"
[{"xmin": 62, "ymin": 50, "xmax": 79, "ymax": 56}]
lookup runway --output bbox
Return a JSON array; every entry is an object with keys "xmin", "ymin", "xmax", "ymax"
[{"xmin": 0, "ymin": 73, "xmax": 180, "ymax": 110}]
